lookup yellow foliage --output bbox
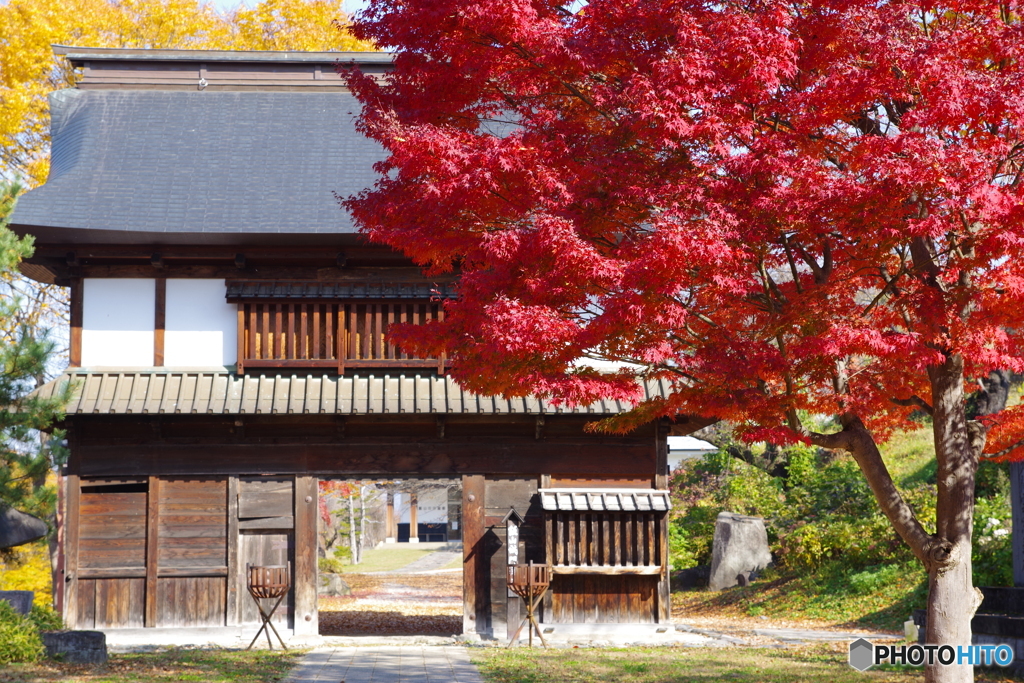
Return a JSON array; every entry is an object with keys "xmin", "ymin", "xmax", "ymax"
[
  {"xmin": 0, "ymin": 543, "xmax": 53, "ymax": 606},
  {"xmin": 0, "ymin": 0, "xmax": 375, "ymax": 185}
]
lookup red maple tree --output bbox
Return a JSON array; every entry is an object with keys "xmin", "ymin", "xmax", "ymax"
[{"xmin": 343, "ymin": 2, "xmax": 1024, "ymax": 679}]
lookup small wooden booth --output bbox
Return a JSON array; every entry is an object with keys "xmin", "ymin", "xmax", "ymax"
[{"xmin": 14, "ymin": 45, "xmax": 702, "ymax": 640}]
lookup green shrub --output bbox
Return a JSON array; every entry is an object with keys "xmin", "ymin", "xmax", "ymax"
[
  {"xmin": 318, "ymin": 557, "xmax": 345, "ymax": 574},
  {"xmin": 0, "ymin": 600, "xmax": 44, "ymax": 664},
  {"xmin": 29, "ymin": 603, "xmax": 63, "ymax": 632}
]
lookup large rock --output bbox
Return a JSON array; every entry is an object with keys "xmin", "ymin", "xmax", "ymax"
[
  {"xmin": 318, "ymin": 573, "xmax": 352, "ymax": 596},
  {"xmin": 0, "ymin": 590, "xmax": 34, "ymax": 615},
  {"xmin": 0, "ymin": 506, "xmax": 48, "ymax": 549},
  {"xmin": 708, "ymin": 511, "xmax": 772, "ymax": 591},
  {"xmin": 41, "ymin": 631, "xmax": 107, "ymax": 664}
]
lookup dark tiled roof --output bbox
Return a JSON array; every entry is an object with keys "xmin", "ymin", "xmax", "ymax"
[
  {"xmin": 33, "ymin": 370, "xmax": 671, "ymax": 416},
  {"xmin": 13, "ymin": 89, "xmax": 383, "ymax": 235}
]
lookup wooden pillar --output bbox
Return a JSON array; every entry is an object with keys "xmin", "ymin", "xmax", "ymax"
[
  {"xmin": 408, "ymin": 492, "xmax": 419, "ymax": 543},
  {"xmin": 64, "ymin": 474, "xmax": 80, "ymax": 628},
  {"xmin": 69, "ymin": 279, "xmax": 82, "ymax": 367},
  {"xmin": 540, "ymin": 474, "xmax": 553, "ymax": 622},
  {"xmin": 54, "ymin": 471, "xmax": 65, "ymax": 616},
  {"xmin": 655, "ymin": 422, "xmax": 669, "ymax": 490},
  {"xmin": 462, "ymin": 475, "xmax": 486, "ymax": 635},
  {"xmin": 385, "ymin": 491, "xmax": 396, "ymax": 543},
  {"xmin": 153, "ymin": 278, "xmax": 166, "ymax": 366},
  {"xmin": 225, "ymin": 476, "xmax": 239, "ymax": 625},
  {"xmin": 144, "ymin": 476, "xmax": 160, "ymax": 627},
  {"xmin": 236, "ymin": 307, "xmax": 245, "ymax": 374},
  {"xmin": 293, "ymin": 475, "xmax": 318, "ymax": 636},
  {"xmin": 1012, "ymin": 462, "xmax": 1024, "ymax": 587}
]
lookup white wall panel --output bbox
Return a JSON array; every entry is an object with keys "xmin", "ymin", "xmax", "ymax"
[
  {"xmin": 164, "ymin": 279, "xmax": 237, "ymax": 367},
  {"xmin": 398, "ymin": 488, "xmax": 449, "ymax": 524},
  {"xmin": 81, "ymin": 278, "xmax": 155, "ymax": 367}
]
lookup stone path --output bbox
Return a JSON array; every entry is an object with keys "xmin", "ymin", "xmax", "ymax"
[
  {"xmin": 371, "ymin": 547, "xmax": 462, "ymax": 575},
  {"xmin": 285, "ymin": 646, "xmax": 484, "ymax": 683},
  {"xmin": 751, "ymin": 627, "xmax": 903, "ymax": 643}
]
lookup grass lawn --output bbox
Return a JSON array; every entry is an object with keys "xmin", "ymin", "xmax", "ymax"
[
  {"xmin": 340, "ymin": 542, "xmax": 446, "ymax": 574},
  {"xmin": 0, "ymin": 649, "xmax": 301, "ymax": 683},
  {"xmin": 472, "ymin": 645, "xmax": 1023, "ymax": 683}
]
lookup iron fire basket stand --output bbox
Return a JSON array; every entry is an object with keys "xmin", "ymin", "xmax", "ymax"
[
  {"xmin": 506, "ymin": 562, "xmax": 551, "ymax": 648},
  {"xmin": 246, "ymin": 563, "xmax": 291, "ymax": 650}
]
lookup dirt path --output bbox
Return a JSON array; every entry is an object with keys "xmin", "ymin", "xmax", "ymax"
[{"xmin": 320, "ymin": 548, "xmax": 463, "ymax": 637}]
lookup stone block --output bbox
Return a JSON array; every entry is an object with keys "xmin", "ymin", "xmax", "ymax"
[
  {"xmin": 708, "ymin": 511, "xmax": 772, "ymax": 591},
  {"xmin": 317, "ymin": 572, "xmax": 352, "ymax": 596},
  {"xmin": 671, "ymin": 564, "xmax": 710, "ymax": 589},
  {"xmin": 41, "ymin": 631, "xmax": 107, "ymax": 665},
  {"xmin": 0, "ymin": 590, "xmax": 34, "ymax": 615},
  {"xmin": 0, "ymin": 507, "xmax": 48, "ymax": 549}
]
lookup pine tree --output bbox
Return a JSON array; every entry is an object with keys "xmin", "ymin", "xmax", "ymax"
[{"xmin": 0, "ymin": 181, "xmax": 68, "ymax": 527}]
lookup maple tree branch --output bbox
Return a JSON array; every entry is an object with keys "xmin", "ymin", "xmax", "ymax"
[
  {"xmin": 889, "ymin": 394, "xmax": 934, "ymax": 415},
  {"xmin": 801, "ymin": 414, "xmax": 941, "ymax": 568}
]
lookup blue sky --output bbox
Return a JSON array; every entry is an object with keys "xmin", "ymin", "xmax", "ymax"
[{"xmin": 209, "ymin": 0, "xmax": 370, "ymax": 18}]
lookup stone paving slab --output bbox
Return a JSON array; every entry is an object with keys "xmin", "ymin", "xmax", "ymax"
[{"xmin": 284, "ymin": 646, "xmax": 484, "ymax": 683}]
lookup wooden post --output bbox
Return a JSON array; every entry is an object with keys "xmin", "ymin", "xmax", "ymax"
[
  {"xmin": 226, "ymin": 476, "xmax": 239, "ymax": 625},
  {"xmin": 655, "ymin": 422, "xmax": 669, "ymax": 490},
  {"xmin": 385, "ymin": 491, "xmax": 396, "ymax": 543},
  {"xmin": 54, "ymin": 470, "xmax": 65, "ymax": 616},
  {"xmin": 145, "ymin": 476, "xmax": 160, "ymax": 627},
  {"xmin": 154, "ymin": 278, "xmax": 166, "ymax": 367},
  {"xmin": 69, "ymin": 279, "xmax": 83, "ymax": 367},
  {"xmin": 408, "ymin": 492, "xmax": 419, "ymax": 543},
  {"xmin": 64, "ymin": 474, "xmax": 81, "ymax": 628},
  {"xmin": 462, "ymin": 475, "xmax": 485, "ymax": 635},
  {"xmin": 540, "ymin": 474, "xmax": 552, "ymax": 622},
  {"xmin": 1012, "ymin": 462, "xmax": 1024, "ymax": 587},
  {"xmin": 293, "ymin": 475, "xmax": 318, "ymax": 636},
  {"xmin": 657, "ymin": 513, "xmax": 671, "ymax": 622},
  {"xmin": 236, "ymin": 306, "xmax": 245, "ymax": 374}
]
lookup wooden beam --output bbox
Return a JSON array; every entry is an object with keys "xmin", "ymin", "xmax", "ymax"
[
  {"xmin": 154, "ymin": 279, "xmax": 166, "ymax": 367},
  {"xmin": 69, "ymin": 279, "xmax": 82, "ymax": 367},
  {"xmin": 293, "ymin": 475, "xmax": 318, "ymax": 636},
  {"xmin": 225, "ymin": 476, "xmax": 239, "ymax": 626},
  {"xmin": 144, "ymin": 476, "xmax": 160, "ymax": 627},
  {"xmin": 1012, "ymin": 462, "xmax": 1024, "ymax": 587},
  {"xmin": 462, "ymin": 475, "xmax": 485, "ymax": 635},
  {"xmin": 64, "ymin": 475, "xmax": 81, "ymax": 627},
  {"xmin": 72, "ymin": 442, "xmax": 657, "ymax": 478}
]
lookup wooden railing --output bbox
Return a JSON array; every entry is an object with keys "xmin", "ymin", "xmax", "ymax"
[
  {"xmin": 236, "ymin": 301, "xmax": 444, "ymax": 373},
  {"xmin": 545, "ymin": 512, "xmax": 664, "ymax": 575}
]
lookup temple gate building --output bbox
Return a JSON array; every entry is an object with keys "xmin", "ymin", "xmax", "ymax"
[{"xmin": 13, "ymin": 46, "xmax": 699, "ymax": 641}]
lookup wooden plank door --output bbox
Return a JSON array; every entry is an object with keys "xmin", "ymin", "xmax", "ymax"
[{"xmin": 238, "ymin": 530, "xmax": 294, "ymax": 627}]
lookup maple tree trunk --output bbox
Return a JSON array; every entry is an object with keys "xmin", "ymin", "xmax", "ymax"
[
  {"xmin": 923, "ymin": 355, "xmax": 982, "ymax": 683},
  {"xmin": 814, "ymin": 355, "xmax": 983, "ymax": 683}
]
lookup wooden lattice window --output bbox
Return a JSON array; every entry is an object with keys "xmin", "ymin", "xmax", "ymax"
[
  {"xmin": 545, "ymin": 511, "xmax": 665, "ymax": 575},
  {"xmin": 235, "ymin": 301, "xmax": 445, "ymax": 373}
]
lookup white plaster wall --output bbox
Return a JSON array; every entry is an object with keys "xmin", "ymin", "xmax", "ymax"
[
  {"xmin": 82, "ymin": 278, "xmax": 155, "ymax": 367},
  {"xmin": 398, "ymin": 488, "xmax": 449, "ymax": 524},
  {"xmin": 164, "ymin": 279, "xmax": 237, "ymax": 367}
]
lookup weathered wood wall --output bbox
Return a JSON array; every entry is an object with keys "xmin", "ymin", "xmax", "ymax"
[{"xmin": 65, "ymin": 474, "xmax": 317, "ymax": 632}]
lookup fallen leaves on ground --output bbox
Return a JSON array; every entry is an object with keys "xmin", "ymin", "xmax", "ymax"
[{"xmin": 319, "ymin": 573, "xmax": 462, "ymax": 636}]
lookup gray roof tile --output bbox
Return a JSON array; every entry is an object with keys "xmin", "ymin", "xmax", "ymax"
[
  {"xmin": 35, "ymin": 370, "xmax": 651, "ymax": 416},
  {"xmin": 13, "ymin": 89, "xmax": 383, "ymax": 235}
]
